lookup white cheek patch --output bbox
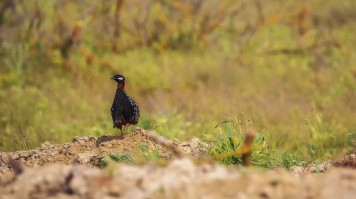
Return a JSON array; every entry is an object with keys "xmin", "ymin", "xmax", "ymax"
[{"xmin": 118, "ymin": 77, "xmax": 123, "ymax": 80}]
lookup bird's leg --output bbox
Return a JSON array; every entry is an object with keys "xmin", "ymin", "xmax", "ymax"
[
  {"xmin": 119, "ymin": 127, "xmax": 123, "ymax": 136},
  {"xmin": 122, "ymin": 124, "xmax": 130, "ymax": 134}
]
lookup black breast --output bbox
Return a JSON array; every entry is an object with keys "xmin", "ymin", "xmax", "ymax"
[{"xmin": 111, "ymin": 89, "xmax": 140, "ymax": 128}]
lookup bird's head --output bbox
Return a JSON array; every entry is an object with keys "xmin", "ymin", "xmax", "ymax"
[{"xmin": 111, "ymin": 74, "xmax": 125, "ymax": 89}]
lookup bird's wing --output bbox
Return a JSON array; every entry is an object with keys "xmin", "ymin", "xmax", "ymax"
[
  {"xmin": 111, "ymin": 91, "xmax": 126, "ymax": 127},
  {"xmin": 128, "ymin": 97, "xmax": 140, "ymax": 124}
]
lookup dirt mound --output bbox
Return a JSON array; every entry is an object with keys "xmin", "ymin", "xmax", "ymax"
[
  {"xmin": 333, "ymin": 154, "xmax": 356, "ymax": 169},
  {"xmin": 289, "ymin": 154, "xmax": 356, "ymax": 176},
  {"xmin": 289, "ymin": 162, "xmax": 333, "ymax": 176},
  {"xmin": 0, "ymin": 128, "xmax": 208, "ymax": 175},
  {"xmin": 1, "ymin": 158, "xmax": 355, "ymax": 199},
  {"xmin": 0, "ymin": 136, "xmax": 98, "ymax": 171},
  {"xmin": 1, "ymin": 130, "xmax": 355, "ymax": 198}
]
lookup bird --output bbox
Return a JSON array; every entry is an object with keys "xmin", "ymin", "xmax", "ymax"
[{"xmin": 110, "ymin": 74, "xmax": 140, "ymax": 135}]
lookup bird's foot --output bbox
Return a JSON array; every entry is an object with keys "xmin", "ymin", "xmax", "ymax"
[{"xmin": 122, "ymin": 124, "xmax": 130, "ymax": 134}]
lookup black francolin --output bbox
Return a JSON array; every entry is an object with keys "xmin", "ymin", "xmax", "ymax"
[{"xmin": 110, "ymin": 74, "xmax": 140, "ymax": 134}]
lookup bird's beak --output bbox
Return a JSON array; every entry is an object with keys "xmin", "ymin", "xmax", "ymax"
[{"xmin": 110, "ymin": 77, "xmax": 115, "ymax": 80}]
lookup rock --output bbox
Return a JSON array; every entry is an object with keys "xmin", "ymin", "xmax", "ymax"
[
  {"xmin": 41, "ymin": 141, "xmax": 52, "ymax": 148},
  {"xmin": 76, "ymin": 150, "xmax": 98, "ymax": 164},
  {"xmin": 333, "ymin": 154, "xmax": 356, "ymax": 169},
  {"xmin": 290, "ymin": 166, "xmax": 304, "ymax": 176},
  {"xmin": 179, "ymin": 137, "xmax": 208, "ymax": 159}
]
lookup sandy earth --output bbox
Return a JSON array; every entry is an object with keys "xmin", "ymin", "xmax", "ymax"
[
  {"xmin": 0, "ymin": 128, "xmax": 208, "ymax": 174},
  {"xmin": 0, "ymin": 128, "xmax": 355, "ymax": 199}
]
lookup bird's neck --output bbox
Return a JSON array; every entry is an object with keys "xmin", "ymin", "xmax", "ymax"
[{"xmin": 117, "ymin": 83, "xmax": 125, "ymax": 90}]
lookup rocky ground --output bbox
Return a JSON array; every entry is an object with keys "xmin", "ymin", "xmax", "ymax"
[
  {"xmin": 0, "ymin": 128, "xmax": 355, "ymax": 199},
  {"xmin": 0, "ymin": 128, "xmax": 208, "ymax": 174}
]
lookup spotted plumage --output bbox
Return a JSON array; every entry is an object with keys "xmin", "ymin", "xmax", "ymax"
[{"xmin": 110, "ymin": 74, "xmax": 140, "ymax": 131}]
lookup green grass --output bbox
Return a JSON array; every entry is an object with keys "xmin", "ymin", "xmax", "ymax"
[
  {"xmin": 98, "ymin": 153, "xmax": 134, "ymax": 168},
  {"xmin": 0, "ymin": 0, "xmax": 355, "ymax": 167},
  {"xmin": 208, "ymin": 113, "xmax": 351, "ymax": 168},
  {"xmin": 140, "ymin": 142, "xmax": 161, "ymax": 161},
  {"xmin": 98, "ymin": 145, "xmax": 163, "ymax": 168}
]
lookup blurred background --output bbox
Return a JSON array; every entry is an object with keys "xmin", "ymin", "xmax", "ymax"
[{"xmin": 0, "ymin": 0, "xmax": 355, "ymax": 160}]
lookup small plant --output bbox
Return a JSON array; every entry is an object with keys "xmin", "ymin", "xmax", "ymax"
[
  {"xmin": 107, "ymin": 153, "xmax": 133, "ymax": 162},
  {"xmin": 98, "ymin": 153, "xmax": 133, "ymax": 168},
  {"xmin": 303, "ymin": 112, "xmax": 346, "ymax": 161},
  {"xmin": 304, "ymin": 112, "xmax": 324, "ymax": 158},
  {"xmin": 140, "ymin": 143, "xmax": 160, "ymax": 161},
  {"xmin": 209, "ymin": 114, "xmax": 307, "ymax": 169},
  {"xmin": 208, "ymin": 114, "xmax": 252, "ymax": 165}
]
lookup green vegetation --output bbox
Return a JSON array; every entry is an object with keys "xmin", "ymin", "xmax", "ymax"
[
  {"xmin": 98, "ymin": 153, "xmax": 133, "ymax": 168},
  {"xmin": 99, "ymin": 143, "xmax": 161, "ymax": 167},
  {"xmin": 0, "ymin": 0, "xmax": 355, "ymax": 167},
  {"xmin": 208, "ymin": 115, "xmax": 307, "ymax": 168},
  {"xmin": 140, "ymin": 143, "xmax": 161, "ymax": 161}
]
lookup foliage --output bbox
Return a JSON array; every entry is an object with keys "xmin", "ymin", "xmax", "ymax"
[
  {"xmin": 98, "ymin": 153, "xmax": 133, "ymax": 168},
  {"xmin": 0, "ymin": 0, "xmax": 355, "ymax": 166},
  {"xmin": 208, "ymin": 114, "xmax": 346, "ymax": 168},
  {"xmin": 140, "ymin": 142, "xmax": 161, "ymax": 161}
]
